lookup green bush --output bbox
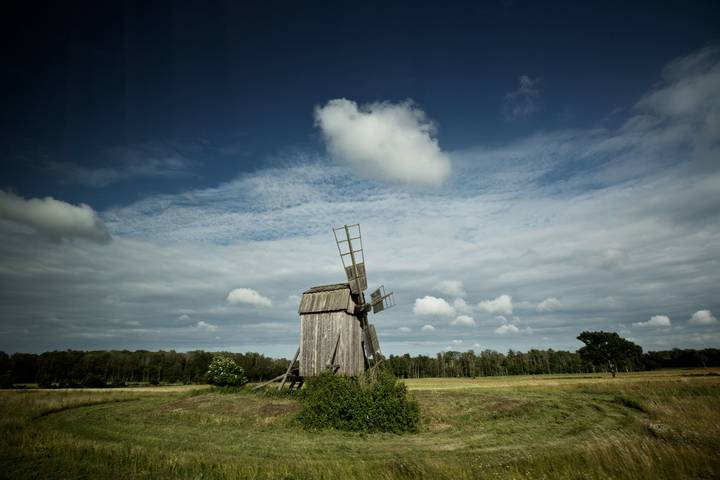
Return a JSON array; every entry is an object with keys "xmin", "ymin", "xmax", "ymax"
[
  {"xmin": 206, "ymin": 354, "xmax": 248, "ymax": 387},
  {"xmin": 297, "ymin": 370, "xmax": 419, "ymax": 433}
]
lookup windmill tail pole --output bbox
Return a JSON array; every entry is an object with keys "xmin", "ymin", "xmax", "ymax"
[{"xmin": 252, "ymin": 373, "xmax": 288, "ymax": 390}]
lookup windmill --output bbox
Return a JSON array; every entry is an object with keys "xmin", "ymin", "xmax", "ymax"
[{"xmin": 255, "ymin": 224, "xmax": 395, "ymax": 391}]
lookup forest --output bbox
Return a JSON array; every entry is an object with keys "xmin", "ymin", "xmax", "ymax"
[{"xmin": 2, "ymin": 346, "xmax": 719, "ymax": 388}]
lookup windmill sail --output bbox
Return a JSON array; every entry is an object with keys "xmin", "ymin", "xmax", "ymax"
[
  {"xmin": 333, "ymin": 224, "xmax": 367, "ymax": 294},
  {"xmin": 345, "ymin": 263, "xmax": 367, "ymax": 294},
  {"xmin": 363, "ymin": 324, "xmax": 381, "ymax": 357},
  {"xmin": 370, "ymin": 285, "xmax": 395, "ymax": 314}
]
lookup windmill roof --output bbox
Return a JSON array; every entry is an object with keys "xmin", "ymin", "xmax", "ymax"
[
  {"xmin": 303, "ymin": 283, "xmax": 350, "ymax": 294},
  {"xmin": 299, "ymin": 283, "xmax": 356, "ymax": 314}
]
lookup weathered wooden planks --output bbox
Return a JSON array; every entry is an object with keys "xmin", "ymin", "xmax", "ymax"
[
  {"xmin": 299, "ymin": 311, "xmax": 365, "ymax": 377},
  {"xmin": 298, "ymin": 284, "xmax": 354, "ymax": 315}
]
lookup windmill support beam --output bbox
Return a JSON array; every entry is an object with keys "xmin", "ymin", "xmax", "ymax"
[{"xmin": 278, "ymin": 347, "xmax": 300, "ymax": 391}]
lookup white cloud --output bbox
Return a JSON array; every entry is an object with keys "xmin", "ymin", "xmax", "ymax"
[
  {"xmin": 689, "ymin": 310, "xmax": 717, "ymax": 325},
  {"xmin": 178, "ymin": 314, "xmax": 191, "ymax": 321},
  {"xmin": 398, "ymin": 326, "xmax": 411, "ymax": 332},
  {"xmin": 503, "ymin": 75, "xmax": 541, "ymax": 121},
  {"xmin": 421, "ymin": 324, "xmax": 435, "ymax": 332},
  {"xmin": 45, "ymin": 149, "xmax": 196, "ymax": 188},
  {"xmin": 433, "ymin": 280, "xmax": 466, "ymax": 297},
  {"xmin": 633, "ymin": 315, "xmax": 672, "ymax": 328},
  {"xmin": 195, "ymin": 321, "xmax": 218, "ymax": 332},
  {"xmin": 494, "ymin": 324, "xmax": 520, "ymax": 335},
  {"xmin": 0, "ymin": 191, "xmax": 110, "ymax": 243},
  {"xmin": 472, "ymin": 343, "xmax": 481, "ymax": 349},
  {"xmin": 537, "ymin": 297, "xmax": 561, "ymax": 312},
  {"xmin": 635, "ymin": 46, "xmax": 720, "ymax": 119},
  {"xmin": 453, "ymin": 298, "xmax": 471, "ymax": 313},
  {"xmin": 478, "ymin": 294, "xmax": 513, "ymax": 315},
  {"xmin": 451, "ymin": 339, "xmax": 463, "ymax": 345},
  {"xmin": 451, "ymin": 315, "xmax": 476, "ymax": 327},
  {"xmin": 413, "ymin": 296, "xmax": 456, "ymax": 317},
  {"xmin": 314, "ymin": 98, "xmax": 451, "ymax": 186},
  {"xmin": 226, "ymin": 288, "xmax": 272, "ymax": 308}
]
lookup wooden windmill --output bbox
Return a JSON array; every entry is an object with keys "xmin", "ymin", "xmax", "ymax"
[{"xmin": 256, "ymin": 224, "xmax": 394, "ymax": 391}]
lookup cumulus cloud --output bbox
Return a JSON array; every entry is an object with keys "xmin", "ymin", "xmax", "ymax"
[
  {"xmin": 226, "ymin": 288, "xmax": 273, "ymax": 308},
  {"xmin": 0, "ymin": 191, "xmax": 110, "ymax": 243},
  {"xmin": 494, "ymin": 324, "xmax": 520, "ymax": 335},
  {"xmin": 314, "ymin": 98, "xmax": 451, "ymax": 186},
  {"xmin": 451, "ymin": 315, "xmax": 476, "ymax": 327},
  {"xmin": 433, "ymin": 280, "xmax": 466, "ymax": 297},
  {"xmin": 537, "ymin": 297, "xmax": 561, "ymax": 312},
  {"xmin": 502, "ymin": 75, "xmax": 541, "ymax": 120},
  {"xmin": 689, "ymin": 310, "xmax": 717, "ymax": 325},
  {"xmin": 413, "ymin": 296, "xmax": 456, "ymax": 317},
  {"xmin": 453, "ymin": 298, "xmax": 472, "ymax": 315},
  {"xmin": 633, "ymin": 315, "xmax": 672, "ymax": 328},
  {"xmin": 451, "ymin": 339, "xmax": 463, "ymax": 345},
  {"xmin": 398, "ymin": 326, "xmax": 411, "ymax": 332},
  {"xmin": 421, "ymin": 324, "xmax": 435, "ymax": 332},
  {"xmin": 477, "ymin": 294, "xmax": 513, "ymax": 315},
  {"xmin": 195, "ymin": 321, "xmax": 218, "ymax": 332},
  {"xmin": 178, "ymin": 314, "xmax": 191, "ymax": 321}
]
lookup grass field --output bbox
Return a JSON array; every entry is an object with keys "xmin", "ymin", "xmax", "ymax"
[{"xmin": 1, "ymin": 370, "xmax": 719, "ymax": 479}]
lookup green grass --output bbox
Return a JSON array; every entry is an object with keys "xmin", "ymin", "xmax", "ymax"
[{"xmin": 1, "ymin": 370, "xmax": 719, "ymax": 479}]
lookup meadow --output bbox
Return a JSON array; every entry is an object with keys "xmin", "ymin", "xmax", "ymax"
[{"xmin": 1, "ymin": 369, "xmax": 719, "ymax": 479}]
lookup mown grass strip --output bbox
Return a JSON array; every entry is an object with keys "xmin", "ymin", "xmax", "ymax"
[{"xmin": 32, "ymin": 397, "xmax": 140, "ymax": 419}]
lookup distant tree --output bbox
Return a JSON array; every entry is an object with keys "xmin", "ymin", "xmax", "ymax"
[
  {"xmin": 206, "ymin": 354, "xmax": 248, "ymax": 387},
  {"xmin": 10, "ymin": 353, "xmax": 38, "ymax": 384},
  {"xmin": 576, "ymin": 331, "xmax": 643, "ymax": 377}
]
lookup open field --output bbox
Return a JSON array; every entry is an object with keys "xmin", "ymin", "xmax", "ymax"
[{"xmin": 1, "ymin": 370, "xmax": 719, "ymax": 479}]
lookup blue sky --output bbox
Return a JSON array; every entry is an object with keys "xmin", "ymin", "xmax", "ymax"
[{"xmin": 1, "ymin": 1, "xmax": 719, "ymax": 356}]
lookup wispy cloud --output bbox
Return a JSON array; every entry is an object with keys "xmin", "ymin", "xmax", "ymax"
[
  {"xmin": 44, "ymin": 143, "xmax": 198, "ymax": 187},
  {"xmin": 502, "ymin": 75, "xmax": 541, "ymax": 120}
]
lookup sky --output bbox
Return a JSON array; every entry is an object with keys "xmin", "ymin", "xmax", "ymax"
[{"xmin": 1, "ymin": 1, "xmax": 720, "ymax": 357}]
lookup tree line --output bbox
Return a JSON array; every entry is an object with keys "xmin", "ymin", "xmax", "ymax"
[
  {"xmin": 0, "ymin": 350, "xmax": 289, "ymax": 388},
  {"xmin": 385, "ymin": 346, "xmax": 720, "ymax": 378},
  {"xmin": 1, "ymin": 343, "xmax": 719, "ymax": 387}
]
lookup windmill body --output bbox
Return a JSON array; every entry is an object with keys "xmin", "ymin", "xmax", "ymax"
[
  {"xmin": 298, "ymin": 283, "xmax": 366, "ymax": 377},
  {"xmin": 296, "ymin": 224, "xmax": 394, "ymax": 379}
]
